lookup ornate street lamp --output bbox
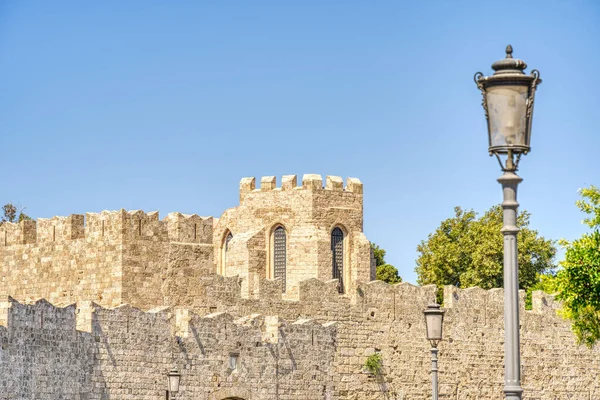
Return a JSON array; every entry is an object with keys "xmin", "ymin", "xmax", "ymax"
[
  {"xmin": 424, "ymin": 303, "xmax": 445, "ymax": 400},
  {"xmin": 474, "ymin": 45, "xmax": 542, "ymax": 400},
  {"xmin": 166, "ymin": 367, "xmax": 181, "ymax": 399}
]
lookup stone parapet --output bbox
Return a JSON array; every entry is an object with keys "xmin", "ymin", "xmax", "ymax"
[
  {"xmin": 0, "ymin": 210, "xmax": 214, "ymax": 249},
  {"xmin": 239, "ymin": 174, "xmax": 363, "ymax": 200},
  {"xmin": 0, "ymin": 280, "xmax": 598, "ymax": 399}
]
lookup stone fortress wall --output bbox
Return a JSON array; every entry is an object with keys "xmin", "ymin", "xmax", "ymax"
[
  {"xmin": 1, "ymin": 280, "xmax": 598, "ymax": 399},
  {"xmin": 0, "ymin": 174, "xmax": 599, "ymax": 399},
  {"xmin": 215, "ymin": 174, "xmax": 371, "ymax": 298},
  {"xmin": 0, "ymin": 174, "xmax": 371, "ymax": 309},
  {"xmin": 0, "ymin": 208, "xmax": 214, "ymax": 308}
]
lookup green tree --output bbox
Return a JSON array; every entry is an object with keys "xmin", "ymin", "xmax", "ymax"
[
  {"xmin": 555, "ymin": 186, "xmax": 600, "ymax": 347},
  {"xmin": 371, "ymin": 243, "xmax": 402, "ymax": 284},
  {"xmin": 415, "ymin": 205, "xmax": 556, "ymax": 299},
  {"xmin": 1, "ymin": 203, "xmax": 31, "ymax": 224}
]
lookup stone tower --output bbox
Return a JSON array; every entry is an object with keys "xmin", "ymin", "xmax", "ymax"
[{"xmin": 213, "ymin": 174, "xmax": 374, "ymax": 298}]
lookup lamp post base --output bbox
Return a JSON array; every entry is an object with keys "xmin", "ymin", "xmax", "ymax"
[{"xmin": 504, "ymin": 386, "xmax": 524, "ymax": 400}]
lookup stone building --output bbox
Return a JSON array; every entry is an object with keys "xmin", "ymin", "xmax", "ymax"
[
  {"xmin": 0, "ymin": 174, "xmax": 599, "ymax": 400},
  {"xmin": 0, "ymin": 174, "xmax": 372, "ymax": 309},
  {"xmin": 215, "ymin": 174, "xmax": 371, "ymax": 298}
]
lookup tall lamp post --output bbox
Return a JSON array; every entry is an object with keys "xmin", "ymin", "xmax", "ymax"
[
  {"xmin": 474, "ymin": 45, "xmax": 542, "ymax": 400},
  {"xmin": 424, "ymin": 303, "xmax": 445, "ymax": 400}
]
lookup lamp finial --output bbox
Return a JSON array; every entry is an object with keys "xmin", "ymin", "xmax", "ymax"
[{"xmin": 491, "ymin": 44, "xmax": 526, "ymax": 73}]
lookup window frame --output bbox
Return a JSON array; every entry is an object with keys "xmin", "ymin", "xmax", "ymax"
[{"xmin": 331, "ymin": 226, "xmax": 347, "ymax": 294}]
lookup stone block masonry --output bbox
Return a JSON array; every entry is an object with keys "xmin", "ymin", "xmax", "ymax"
[
  {"xmin": 0, "ymin": 210, "xmax": 214, "ymax": 308},
  {"xmin": 1, "ymin": 278, "xmax": 599, "ymax": 399},
  {"xmin": 0, "ymin": 174, "xmax": 370, "ymax": 307},
  {"xmin": 216, "ymin": 174, "xmax": 371, "ymax": 298},
  {"xmin": 0, "ymin": 297, "xmax": 336, "ymax": 400},
  {"xmin": 0, "ymin": 174, "xmax": 599, "ymax": 399}
]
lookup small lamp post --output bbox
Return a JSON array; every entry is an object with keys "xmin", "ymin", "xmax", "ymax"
[
  {"xmin": 166, "ymin": 367, "xmax": 181, "ymax": 399},
  {"xmin": 424, "ymin": 303, "xmax": 445, "ymax": 400},
  {"xmin": 474, "ymin": 45, "xmax": 542, "ymax": 400}
]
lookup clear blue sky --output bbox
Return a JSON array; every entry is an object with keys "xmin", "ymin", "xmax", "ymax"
[{"xmin": 1, "ymin": 1, "xmax": 598, "ymax": 283}]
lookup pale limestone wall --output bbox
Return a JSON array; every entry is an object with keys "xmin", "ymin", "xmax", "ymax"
[
  {"xmin": 162, "ymin": 242, "xmax": 214, "ymax": 307},
  {"xmin": 2, "ymin": 175, "xmax": 599, "ymax": 399},
  {"xmin": 1, "ymin": 280, "xmax": 599, "ymax": 399},
  {"xmin": 0, "ymin": 210, "xmax": 213, "ymax": 309},
  {"xmin": 214, "ymin": 174, "xmax": 371, "ymax": 297},
  {"xmin": 0, "ymin": 174, "xmax": 372, "ymax": 308},
  {"xmin": 0, "ymin": 297, "xmax": 336, "ymax": 400},
  {"xmin": 0, "ymin": 174, "xmax": 374, "ymax": 309},
  {"xmin": 133, "ymin": 275, "xmax": 600, "ymax": 399},
  {"xmin": 0, "ymin": 215, "xmax": 124, "ymax": 307}
]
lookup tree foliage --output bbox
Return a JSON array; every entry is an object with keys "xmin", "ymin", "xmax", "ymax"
[
  {"xmin": 1, "ymin": 203, "xmax": 31, "ymax": 224},
  {"xmin": 555, "ymin": 186, "xmax": 600, "ymax": 347},
  {"xmin": 371, "ymin": 243, "xmax": 402, "ymax": 284},
  {"xmin": 415, "ymin": 205, "xmax": 556, "ymax": 297}
]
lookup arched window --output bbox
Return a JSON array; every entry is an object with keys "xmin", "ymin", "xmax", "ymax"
[
  {"xmin": 331, "ymin": 227, "xmax": 344, "ymax": 293},
  {"xmin": 273, "ymin": 226, "xmax": 287, "ymax": 292},
  {"xmin": 221, "ymin": 231, "xmax": 233, "ymax": 275}
]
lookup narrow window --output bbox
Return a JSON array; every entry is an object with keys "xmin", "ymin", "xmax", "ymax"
[
  {"xmin": 331, "ymin": 227, "xmax": 344, "ymax": 293},
  {"xmin": 138, "ymin": 219, "xmax": 142, "ymax": 236},
  {"xmin": 222, "ymin": 231, "xmax": 233, "ymax": 275},
  {"xmin": 273, "ymin": 226, "xmax": 287, "ymax": 292}
]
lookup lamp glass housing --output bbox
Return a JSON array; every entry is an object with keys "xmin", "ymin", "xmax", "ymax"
[
  {"xmin": 474, "ymin": 45, "xmax": 541, "ymax": 166},
  {"xmin": 424, "ymin": 304, "xmax": 444, "ymax": 343},
  {"xmin": 486, "ymin": 83, "xmax": 529, "ymax": 153},
  {"xmin": 167, "ymin": 368, "xmax": 181, "ymax": 394}
]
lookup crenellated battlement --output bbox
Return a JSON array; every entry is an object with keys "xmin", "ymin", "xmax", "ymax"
[
  {"xmin": 155, "ymin": 271, "xmax": 569, "ymax": 328},
  {"xmin": 0, "ymin": 209, "xmax": 218, "ymax": 309},
  {"xmin": 0, "ymin": 295, "xmax": 337, "ymax": 346},
  {"xmin": 37, "ymin": 214, "xmax": 85, "ymax": 243},
  {"xmin": 0, "ymin": 277, "xmax": 595, "ymax": 400},
  {"xmin": 163, "ymin": 212, "xmax": 213, "ymax": 244},
  {"xmin": 0, "ymin": 294, "xmax": 340, "ymax": 399},
  {"xmin": 0, "ymin": 210, "xmax": 214, "ymax": 248},
  {"xmin": 0, "ymin": 220, "xmax": 36, "ymax": 246},
  {"xmin": 85, "ymin": 209, "xmax": 163, "ymax": 240},
  {"xmin": 0, "ymin": 281, "xmax": 568, "ymax": 338},
  {"xmin": 239, "ymin": 174, "xmax": 363, "ymax": 202}
]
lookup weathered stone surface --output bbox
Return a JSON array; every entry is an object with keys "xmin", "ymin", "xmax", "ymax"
[{"xmin": 0, "ymin": 175, "xmax": 598, "ymax": 399}]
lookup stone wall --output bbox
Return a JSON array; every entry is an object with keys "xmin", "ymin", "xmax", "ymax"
[
  {"xmin": 0, "ymin": 296, "xmax": 336, "ymax": 400},
  {"xmin": 0, "ymin": 211, "xmax": 214, "ymax": 309},
  {"xmin": 154, "ymin": 277, "xmax": 600, "ymax": 399},
  {"xmin": 214, "ymin": 174, "xmax": 371, "ymax": 297},
  {"xmin": 1, "ymin": 174, "xmax": 599, "ymax": 399},
  {"xmin": 0, "ymin": 174, "xmax": 372, "ymax": 308},
  {"xmin": 0, "ymin": 214, "xmax": 125, "ymax": 307},
  {"xmin": 1, "ymin": 278, "xmax": 599, "ymax": 399}
]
